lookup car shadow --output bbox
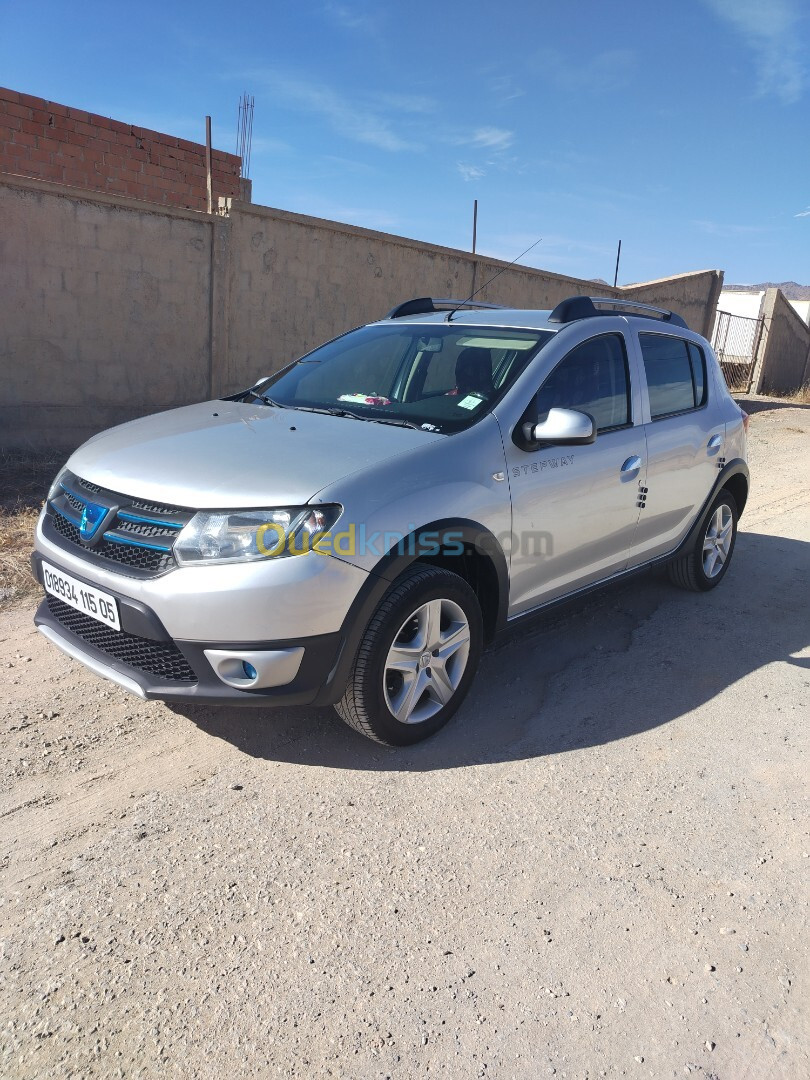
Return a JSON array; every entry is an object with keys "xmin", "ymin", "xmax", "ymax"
[
  {"xmin": 736, "ymin": 396, "xmax": 810, "ymax": 415},
  {"xmin": 172, "ymin": 530, "xmax": 809, "ymax": 771}
]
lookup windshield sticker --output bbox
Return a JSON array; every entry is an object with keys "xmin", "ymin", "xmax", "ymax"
[
  {"xmin": 457, "ymin": 394, "xmax": 485, "ymax": 411},
  {"xmin": 338, "ymin": 393, "xmax": 392, "ymax": 406}
]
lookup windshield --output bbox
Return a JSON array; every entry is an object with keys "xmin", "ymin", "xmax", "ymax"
[{"xmin": 240, "ymin": 323, "xmax": 554, "ymax": 434}]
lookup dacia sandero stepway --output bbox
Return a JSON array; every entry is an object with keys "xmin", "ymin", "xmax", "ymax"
[{"xmin": 33, "ymin": 295, "xmax": 749, "ymax": 744}]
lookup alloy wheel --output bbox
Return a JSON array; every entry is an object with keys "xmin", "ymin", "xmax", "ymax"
[
  {"xmin": 703, "ymin": 503, "xmax": 734, "ymax": 578},
  {"xmin": 382, "ymin": 598, "xmax": 471, "ymax": 724}
]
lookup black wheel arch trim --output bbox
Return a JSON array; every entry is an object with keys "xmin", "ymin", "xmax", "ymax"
[
  {"xmin": 316, "ymin": 518, "xmax": 509, "ymax": 706},
  {"xmin": 674, "ymin": 458, "xmax": 748, "ymax": 559}
]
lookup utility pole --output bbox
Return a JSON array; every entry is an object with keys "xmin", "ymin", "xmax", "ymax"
[
  {"xmin": 470, "ymin": 200, "xmax": 479, "ymax": 298},
  {"xmin": 613, "ymin": 240, "xmax": 622, "ymax": 288},
  {"xmin": 205, "ymin": 115, "xmax": 213, "ymax": 215}
]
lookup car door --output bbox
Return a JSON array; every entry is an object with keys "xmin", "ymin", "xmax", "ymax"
[
  {"xmin": 628, "ymin": 331, "xmax": 725, "ymax": 566},
  {"xmin": 502, "ymin": 331, "xmax": 646, "ymax": 615}
]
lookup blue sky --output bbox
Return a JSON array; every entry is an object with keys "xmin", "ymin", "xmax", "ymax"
[{"xmin": 2, "ymin": 0, "xmax": 808, "ymax": 285}]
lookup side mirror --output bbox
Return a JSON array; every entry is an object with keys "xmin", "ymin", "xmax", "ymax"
[{"xmin": 522, "ymin": 407, "xmax": 596, "ymax": 445}]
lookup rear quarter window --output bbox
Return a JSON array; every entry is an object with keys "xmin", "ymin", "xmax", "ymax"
[{"xmin": 640, "ymin": 333, "xmax": 707, "ymax": 419}]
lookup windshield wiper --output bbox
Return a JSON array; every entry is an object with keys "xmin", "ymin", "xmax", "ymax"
[
  {"xmin": 366, "ymin": 416, "xmax": 426, "ymax": 431},
  {"xmin": 291, "ymin": 405, "xmax": 365, "ymax": 420},
  {"xmin": 253, "ymin": 392, "xmax": 290, "ymax": 408},
  {"xmin": 275, "ymin": 404, "xmax": 432, "ymax": 431},
  {"xmin": 302, "ymin": 407, "xmax": 429, "ymax": 430}
]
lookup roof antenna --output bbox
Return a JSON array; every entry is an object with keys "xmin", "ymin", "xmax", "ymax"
[{"xmin": 447, "ymin": 236, "xmax": 543, "ymax": 321}]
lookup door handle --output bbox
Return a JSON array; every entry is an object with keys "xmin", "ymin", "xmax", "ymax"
[
  {"xmin": 620, "ymin": 455, "xmax": 642, "ymax": 480},
  {"xmin": 707, "ymin": 434, "xmax": 723, "ymax": 453}
]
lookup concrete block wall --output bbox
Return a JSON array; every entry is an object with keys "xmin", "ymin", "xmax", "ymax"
[
  {"xmin": 0, "ymin": 177, "xmax": 213, "ymax": 448},
  {"xmin": 0, "ymin": 172, "xmax": 727, "ymax": 450},
  {"xmin": 620, "ymin": 271, "xmax": 724, "ymax": 341},
  {"xmin": 217, "ymin": 201, "xmax": 656, "ymax": 395},
  {"xmin": 0, "ymin": 87, "xmax": 241, "ymax": 211},
  {"xmin": 753, "ymin": 289, "xmax": 810, "ymax": 395},
  {"xmin": 217, "ymin": 201, "xmax": 724, "ymax": 395}
]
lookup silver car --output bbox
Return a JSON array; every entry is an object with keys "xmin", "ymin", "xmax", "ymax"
[{"xmin": 32, "ymin": 296, "xmax": 749, "ymax": 745}]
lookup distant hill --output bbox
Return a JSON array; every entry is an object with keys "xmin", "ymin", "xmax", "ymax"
[{"xmin": 725, "ymin": 281, "xmax": 810, "ymax": 300}]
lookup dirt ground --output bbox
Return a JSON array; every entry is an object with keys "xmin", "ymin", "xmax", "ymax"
[{"xmin": 1, "ymin": 399, "xmax": 808, "ymax": 1079}]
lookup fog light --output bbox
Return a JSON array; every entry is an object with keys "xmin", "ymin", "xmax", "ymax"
[{"xmin": 204, "ymin": 648, "xmax": 305, "ymax": 689}]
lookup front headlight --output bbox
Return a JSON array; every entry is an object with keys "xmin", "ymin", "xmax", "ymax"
[{"xmin": 174, "ymin": 505, "xmax": 342, "ymax": 565}]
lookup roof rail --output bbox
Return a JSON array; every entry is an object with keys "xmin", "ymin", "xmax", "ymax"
[
  {"xmin": 548, "ymin": 295, "xmax": 688, "ymax": 329},
  {"xmin": 386, "ymin": 297, "xmax": 506, "ymax": 319}
]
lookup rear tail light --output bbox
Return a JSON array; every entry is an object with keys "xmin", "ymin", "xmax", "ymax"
[{"xmin": 740, "ymin": 407, "xmax": 750, "ymax": 434}]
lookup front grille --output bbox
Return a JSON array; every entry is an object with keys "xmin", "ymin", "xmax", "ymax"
[
  {"xmin": 116, "ymin": 519, "xmax": 176, "ymax": 540},
  {"xmin": 52, "ymin": 510, "xmax": 81, "ymax": 546},
  {"xmin": 51, "ymin": 505, "xmax": 172, "ymax": 571},
  {"xmin": 129, "ymin": 498, "xmax": 180, "ymax": 516},
  {"xmin": 63, "ymin": 489, "xmax": 85, "ymax": 514},
  {"xmin": 95, "ymin": 538, "xmax": 174, "ymax": 573},
  {"xmin": 44, "ymin": 473, "xmax": 192, "ymax": 578},
  {"xmin": 47, "ymin": 596, "xmax": 197, "ymax": 683}
]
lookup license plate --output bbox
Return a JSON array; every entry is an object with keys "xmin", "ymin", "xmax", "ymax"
[{"xmin": 42, "ymin": 561, "xmax": 120, "ymax": 631}]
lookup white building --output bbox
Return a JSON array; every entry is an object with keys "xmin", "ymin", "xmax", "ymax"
[
  {"xmin": 717, "ymin": 290, "xmax": 764, "ymax": 320},
  {"xmin": 717, "ymin": 289, "xmax": 810, "ymax": 325}
]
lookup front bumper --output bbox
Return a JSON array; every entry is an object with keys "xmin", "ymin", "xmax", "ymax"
[
  {"xmin": 35, "ymin": 507, "xmax": 369, "ymax": 643},
  {"xmin": 31, "ymin": 553, "xmax": 345, "ymax": 706}
]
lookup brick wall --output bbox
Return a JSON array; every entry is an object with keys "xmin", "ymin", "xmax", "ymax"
[{"xmin": 0, "ymin": 87, "xmax": 242, "ymax": 211}]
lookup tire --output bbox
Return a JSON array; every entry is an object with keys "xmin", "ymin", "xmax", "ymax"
[
  {"xmin": 334, "ymin": 564, "xmax": 484, "ymax": 746},
  {"xmin": 668, "ymin": 489, "xmax": 739, "ymax": 592}
]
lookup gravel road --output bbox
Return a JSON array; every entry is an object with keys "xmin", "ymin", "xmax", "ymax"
[{"xmin": 1, "ymin": 399, "xmax": 808, "ymax": 1079}]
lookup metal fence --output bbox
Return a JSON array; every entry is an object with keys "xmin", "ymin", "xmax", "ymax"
[{"xmin": 712, "ymin": 310, "xmax": 765, "ymax": 393}]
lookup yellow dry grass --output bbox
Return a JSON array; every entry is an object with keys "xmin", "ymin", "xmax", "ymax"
[
  {"xmin": 0, "ymin": 505, "xmax": 41, "ymax": 601},
  {"xmin": 782, "ymin": 381, "xmax": 810, "ymax": 405},
  {"xmin": 0, "ymin": 450, "xmax": 62, "ymax": 603}
]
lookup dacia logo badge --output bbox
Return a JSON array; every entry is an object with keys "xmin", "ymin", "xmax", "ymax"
[{"xmin": 79, "ymin": 501, "xmax": 107, "ymax": 542}]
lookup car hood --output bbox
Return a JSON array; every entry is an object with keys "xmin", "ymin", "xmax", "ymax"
[{"xmin": 67, "ymin": 400, "xmax": 443, "ymax": 509}]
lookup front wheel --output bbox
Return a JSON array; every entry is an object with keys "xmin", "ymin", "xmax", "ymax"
[
  {"xmin": 334, "ymin": 565, "xmax": 483, "ymax": 745},
  {"xmin": 668, "ymin": 490, "xmax": 739, "ymax": 592}
]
